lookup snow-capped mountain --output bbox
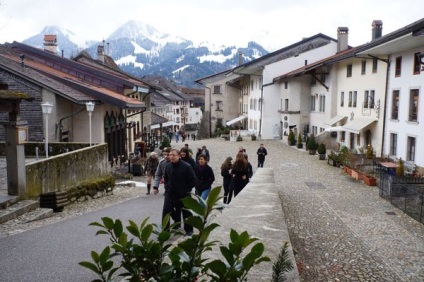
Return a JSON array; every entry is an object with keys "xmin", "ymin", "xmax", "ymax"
[{"xmin": 22, "ymin": 21, "xmax": 269, "ymax": 88}]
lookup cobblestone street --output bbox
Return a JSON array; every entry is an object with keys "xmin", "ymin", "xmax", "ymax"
[{"xmin": 1, "ymin": 138, "xmax": 424, "ymax": 281}]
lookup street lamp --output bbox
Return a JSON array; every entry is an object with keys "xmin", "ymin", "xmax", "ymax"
[
  {"xmin": 41, "ymin": 102, "xmax": 53, "ymax": 158},
  {"xmin": 85, "ymin": 102, "xmax": 95, "ymax": 146}
]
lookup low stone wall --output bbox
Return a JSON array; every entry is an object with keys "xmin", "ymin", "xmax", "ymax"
[
  {"xmin": 25, "ymin": 144, "xmax": 111, "ymax": 199},
  {"xmin": 0, "ymin": 142, "xmax": 91, "ymax": 157},
  {"xmin": 209, "ymin": 168, "xmax": 300, "ymax": 281}
]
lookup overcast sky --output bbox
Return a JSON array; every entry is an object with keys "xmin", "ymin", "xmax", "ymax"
[{"xmin": 0, "ymin": 0, "xmax": 422, "ymax": 51}]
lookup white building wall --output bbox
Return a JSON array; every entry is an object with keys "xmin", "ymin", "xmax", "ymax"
[
  {"xmin": 334, "ymin": 57, "xmax": 387, "ymax": 154},
  {"xmin": 260, "ymin": 41, "xmax": 339, "ymax": 139},
  {"xmin": 384, "ymin": 48, "xmax": 423, "ymax": 167}
]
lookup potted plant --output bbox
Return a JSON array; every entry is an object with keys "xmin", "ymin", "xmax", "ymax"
[
  {"xmin": 366, "ymin": 145, "xmax": 375, "ymax": 159},
  {"xmin": 396, "ymin": 158, "xmax": 404, "ymax": 176},
  {"xmin": 297, "ymin": 133, "xmax": 303, "ymax": 149},
  {"xmin": 317, "ymin": 143, "xmax": 326, "ymax": 160},
  {"xmin": 327, "ymin": 151, "xmax": 342, "ymax": 167},
  {"xmin": 306, "ymin": 134, "xmax": 318, "ymax": 155},
  {"xmin": 287, "ymin": 130, "xmax": 296, "ymax": 146},
  {"xmin": 251, "ymin": 134, "xmax": 257, "ymax": 141}
]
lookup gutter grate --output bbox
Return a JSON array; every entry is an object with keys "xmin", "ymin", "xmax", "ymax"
[{"xmin": 305, "ymin": 182, "xmax": 326, "ymax": 189}]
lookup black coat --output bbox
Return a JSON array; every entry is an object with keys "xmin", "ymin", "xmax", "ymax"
[
  {"xmin": 164, "ymin": 159, "xmax": 197, "ymax": 200},
  {"xmin": 194, "ymin": 164, "xmax": 215, "ymax": 193},
  {"xmin": 257, "ymin": 147, "xmax": 267, "ymax": 161}
]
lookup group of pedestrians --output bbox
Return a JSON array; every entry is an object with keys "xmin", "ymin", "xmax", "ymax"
[
  {"xmin": 145, "ymin": 143, "xmax": 267, "ymax": 236},
  {"xmin": 220, "ymin": 144, "xmax": 268, "ymax": 205},
  {"xmin": 149, "ymin": 145, "xmax": 213, "ymax": 236}
]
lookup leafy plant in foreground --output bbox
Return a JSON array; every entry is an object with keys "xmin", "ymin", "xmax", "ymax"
[{"xmin": 79, "ymin": 186, "xmax": 270, "ymax": 281}]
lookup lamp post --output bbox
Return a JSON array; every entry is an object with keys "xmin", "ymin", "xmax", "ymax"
[
  {"xmin": 41, "ymin": 102, "xmax": 53, "ymax": 158},
  {"xmin": 85, "ymin": 102, "xmax": 95, "ymax": 146}
]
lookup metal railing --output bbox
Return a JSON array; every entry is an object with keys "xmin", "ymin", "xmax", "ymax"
[{"xmin": 378, "ymin": 167, "xmax": 424, "ymax": 224}]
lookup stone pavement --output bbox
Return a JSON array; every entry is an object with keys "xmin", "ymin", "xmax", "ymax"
[{"xmin": 1, "ymin": 138, "xmax": 424, "ymax": 281}]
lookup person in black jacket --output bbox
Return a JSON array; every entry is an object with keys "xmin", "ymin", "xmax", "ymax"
[
  {"xmin": 220, "ymin": 157, "xmax": 233, "ymax": 204},
  {"xmin": 180, "ymin": 147, "xmax": 196, "ymax": 170},
  {"xmin": 194, "ymin": 155, "xmax": 215, "ymax": 203},
  {"xmin": 227, "ymin": 152, "xmax": 249, "ymax": 204},
  {"xmin": 256, "ymin": 143, "xmax": 268, "ymax": 167},
  {"xmin": 163, "ymin": 149, "xmax": 197, "ymax": 236}
]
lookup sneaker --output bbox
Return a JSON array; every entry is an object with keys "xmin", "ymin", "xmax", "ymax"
[
  {"xmin": 146, "ymin": 192, "xmax": 150, "ymax": 195},
  {"xmin": 184, "ymin": 231, "xmax": 193, "ymax": 237}
]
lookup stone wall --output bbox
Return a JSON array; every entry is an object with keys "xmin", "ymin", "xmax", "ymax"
[{"xmin": 25, "ymin": 144, "xmax": 110, "ymax": 199}]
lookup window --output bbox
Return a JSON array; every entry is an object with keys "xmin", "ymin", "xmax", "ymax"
[
  {"xmin": 364, "ymin": 90, "xmax": 375, "ymax": 109},
  {"xmin": 310, "ymin": 96, "xmax": 316, "ymax": 111},
  {"xmin": 353, "ymin": 91, "xmax": 357, "ymax": 107},
  {"xmin": 249, "ymin": 98, "xmax": 253, "ymax": 109},
  {"xmin": 280, "ymin": 99, "xmax": 283, "ymax": 111},
  {"xmin": 284, "ymin": 81, "xmax": 288, "ymax": 89},
  {"xmin": 340, "ymin": 92, "xmax": 344, "ymax": 107},
  {"xmin": 409, "ymin": 89, "xmax": 419, "ymax": 122},
  {"xmin": 319, "ymin": 95, "xmax": 325, "ymax": 112},
  {"xmin": 395, "ymin": 56, "xmax": 402, "ymax": 77},
  {"xmin": 407, "ymin": 136, "xmax": 416, "ymax": 161},
  {"xmin": 369, "ymin": 90, "xmax": 375, "ymax": 109},
  {"xmin": 213, "ymin": 85, "xmax": 221, "ymax": 94},
  {"xmin": 346, "ymin": 64, "xmax": 352, "ymax": 77},
  {"xmin": 390, "ymin": 133, "xmax": 397, "ymax": 155},
  {"xmin": 285, "ymin": 99, "xmax": 289, "ymax": 111},
  {"xmin": 251, "ymin": 80, "xmax": 254, "ymax": 90},
  {"xmin": 391, "ymin": 90, "xmax": 399, "ymax": 119},
  {"xmin": 215, "ymin": 101, "xmax": 223, "ymax": 111},
  {"xmin": 357, "ymin": 134, "xmax": 360, "ymax": 146},
  {"xmin": 364, "ymin": 91, "xmax": 369, "ymax": 108},
  {"xmin": 413, "ymin": 52, "xmax": 421, "ymax": 75},
  {"xmin": 372, "ymin": 58, "xmax": 378, "ymax": 73},
  {"xmin": 348, "ymin": 91, "xmax": 352, "ymax": 107},
  {"xmin": 254, "ymin": 99, "xmax": 257, "ymax": 111},
  {"xmin": 361, "ymin": 60, "xmax": 366, "ymax": 75}
]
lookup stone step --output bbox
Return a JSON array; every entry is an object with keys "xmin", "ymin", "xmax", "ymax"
[
  {"xmin": 0, "ymin": 194, "xmax": 19, "ymax": 209},
  {"xmin": 0, "ymin": 200, "xmax": 40, "ymax": 224}
]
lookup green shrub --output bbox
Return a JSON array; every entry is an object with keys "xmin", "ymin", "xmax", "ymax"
[
  {"xmin": 306, "ymin": 134, "xmax": 318, "ymax": 150},
  {"xmin": 287, "ymin": 130, "xmax": 295, "ymax": 142},
  {"xmin": 79, "ymin": 187, "xmax": 271, "ymax": 281},
  {"xmin": 160, "ymin": 136, "xmax": 171, "ymax": 150},
  {"xmin": 317, "ymin": 143, "xmax": 326, "ymax": 154},
  {"xmin": 366, "ymin": 145, "xmax": 375, "ymax": 159},
  {"xmin": 297, "ymin": 133, "xmax": 302, "ymax": 144}
]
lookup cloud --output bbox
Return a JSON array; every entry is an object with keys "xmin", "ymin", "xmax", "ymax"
[{"xmin": 1, "ymin": 0, "xmax": 423, "ymax": 51}]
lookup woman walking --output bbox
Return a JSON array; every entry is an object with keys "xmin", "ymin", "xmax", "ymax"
[
  {"xmin": 144, "ymin": 152, "xmax": 159, "ymax": 195},
  {"xmin": 227, "ymin": 152, "xmax": 249, "ymax": 204},
  {"xmin": 180, "ymin": 147, "xmax": 196, "ymax": 170},
  {"xmin": 194, "ymin": 155, "xmax": 215, "ymax": 203},
  {"xmin": 220, "ymin": 157, "xmax": 233, "ymax": 204}
]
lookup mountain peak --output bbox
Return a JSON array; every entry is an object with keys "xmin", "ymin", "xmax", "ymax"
[{"xmin": 108, "ymin": 20, "xmax": 161, "ymax": 41}]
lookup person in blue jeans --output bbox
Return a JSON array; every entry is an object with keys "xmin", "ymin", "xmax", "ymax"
[{"xmin": 194, "ymin": 154, "xmax": 215, "ymax": 204}]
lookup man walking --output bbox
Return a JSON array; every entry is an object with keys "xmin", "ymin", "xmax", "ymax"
[
  {"xmin": 152, "ymin": 147, "xmax": 171, "ymax": 194},
  {"xmin": 256, "ymin": 143, "xmax": 268, "ymax": 168},
  {"xmin": 159, "ymin": 148, "xmax": 197, "ymax": 236}
]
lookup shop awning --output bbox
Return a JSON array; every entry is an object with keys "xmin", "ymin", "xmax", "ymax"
[
  {"xmin": 226, "ymin": 115, "xmax": 247, "ymax": 126},
  {"xmin": 151, "ymin": 121, "xmax": 176, "ymax": 129},
  {"xmin": 324, "ymin": 126, "xmax": 345, "ymax": 132},
  {"xmin": 342, "ymin": 118, "xmax": 377, "ymax": 134},
  {"xmin": 323, "ymin": 115, "xmax": 347, "ymax": 126}
]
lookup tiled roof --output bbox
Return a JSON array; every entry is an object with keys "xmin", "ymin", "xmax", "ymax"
[
  {"xmin": 150, "ymin": 111, "xmax": 170, "ymax": 125},
  {"xmin": 0, "ymin": 43, "xmax": 146, "ymax": 109}
]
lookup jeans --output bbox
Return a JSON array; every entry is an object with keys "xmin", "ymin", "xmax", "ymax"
[{"xmin": 196, "ymin": 188, "xmax": 211, "ymax": 206}]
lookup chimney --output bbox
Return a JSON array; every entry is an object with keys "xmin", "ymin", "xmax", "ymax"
[
  {"xmin": 337, "ymin": 27, "xmax": 349, "ymax": 52},
  {"xmin": 372, "ymin": 20, "xmax": 383, "ymax": 40},
  {"xmin": 238, "ymin": 51, "xmax": 243, "ymax": 65},
  {"xmin": 97, "ymin": 45, "xmax": 105, "ymax": 63},
  {"xmin": 43, "ymin": 34, "xmax": 58, "ymax": 53}
]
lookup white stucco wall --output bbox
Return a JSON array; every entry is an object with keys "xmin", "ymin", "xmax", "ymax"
[{"xmin": 384, "ymin": 48, "xmax": 423, "ymax": 167}]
